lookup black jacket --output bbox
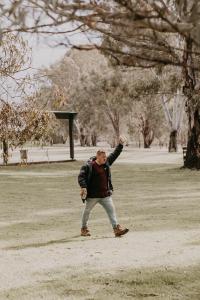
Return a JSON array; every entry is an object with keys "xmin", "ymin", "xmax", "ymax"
[{"xmin": 78, "ymin": 144, "xmax": 123, "ymax": 198}]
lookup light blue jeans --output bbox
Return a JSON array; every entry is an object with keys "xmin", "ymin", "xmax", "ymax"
[{"xmin": 81, "ymin": 196, "xmax": 118, "ymax": 229}]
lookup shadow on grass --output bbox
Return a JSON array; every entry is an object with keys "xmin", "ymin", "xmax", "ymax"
[
  {"xmin": 4, "ymin": 235, "xmax": 80, "ymax": 250},
  {"xmin": 4, "ymin": 235, "xmax": 114, "ymax": 250}
]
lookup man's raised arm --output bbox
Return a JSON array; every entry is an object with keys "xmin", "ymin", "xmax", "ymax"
[{"xmin": 107, "ymin": 136, "xmax": 127, "ymax": 166}]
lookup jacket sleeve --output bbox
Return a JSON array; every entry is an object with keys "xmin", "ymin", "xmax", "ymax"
[
  {"xmin": 107, "ymin": 144, "xmax": 123, "ymax": 166},
  {"xmin": 78, "ymin": 164, "xmax": 89, "ymax": 188}
]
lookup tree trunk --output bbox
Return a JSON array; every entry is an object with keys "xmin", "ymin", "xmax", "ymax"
[
  {"xmin": 168, "ymin": 130, "xmax": 178, "ymax": 152},
  {"xmin": 91, "ymin": 131, "xmax": 97, "ymax": 146},
  {"xmin": 80, "ymin": 134, "xmax": 86, "ymax": 146},
  {"xmin": 74, "ymin": 120, "xmax": 85, "ymax": 146},
  {"xmin": 79, "ymin": 127, "xmax": 86, "ymax": 146},
  {"xmin": 184, "ymin": 110, "xmax": 200, "ymax": 168},
  {"xmin": 142, "ymin": 119, "xmax": 154, "ymax": 148},
  {"xmin": 2, "ymin": 140, "xmax": 8, "ymax": 165},
  {"xmin": 138, "ymin": 133, "xmax": 141, "ymax": 148},
  {"xmin": 182, "ymin": 38, "xmax": 200, "ymax": 168},
  {"xmin": 106, "ymin": 107, "xmax": 120, "ymax": 148},
  {"xmin": 143, "ymin": 133, "xmax": 154, "ymax": 148},
  {"xmin": 85, "ymin": 134, "xmax": 91, "ymax": 146}
]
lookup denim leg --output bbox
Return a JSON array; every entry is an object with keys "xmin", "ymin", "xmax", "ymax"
[
  {"xmin": 81, "ymin": 198, "xmax": 99, "ymax": 228},
  {"xmin": 99, "ymin": 196, "xmax": 118, "ymax": 228}
]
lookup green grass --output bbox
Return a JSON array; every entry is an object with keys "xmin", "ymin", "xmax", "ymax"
[
  {"xmin": 0, "ymin": 162, "xmax": 200, "ymax": 245},
  {"xmin": 1, "ymin": 162, "xmax": 200, "ymax": 299},
  {"xmin": 1, "ymin": 266, "xmax": 200, "ymax": 300}
]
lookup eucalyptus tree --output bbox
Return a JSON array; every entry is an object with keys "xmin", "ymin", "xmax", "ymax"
[
  {"xmin": 152, "ymin": 66, "xmax": 186, "ymax": 152},
  {"xmin": 127, "ymin": 71, "xmax": 164, "ymax": 148},
  {"xmin": 69, "ymin": 67, "xmax": 133, "ymax": 147},
  {"xmin": 34, "ymin": 49, "xmax": 108, "ymax": 146},
  {"xmin": 162, "ymin": 91, "xmax": 185, "ymax": 152}
]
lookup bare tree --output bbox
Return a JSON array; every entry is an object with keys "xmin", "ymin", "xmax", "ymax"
[
  {"xmin": 3, "ymin": 0, "xmax": 200, "ymax": 167},
  {"xmin": 128, "ymin": 96, "xmax": 164, "ymax": 148}
]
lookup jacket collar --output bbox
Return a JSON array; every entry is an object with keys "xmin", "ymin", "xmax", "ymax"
[{"xmin": 87, "ymin": 156, "xmax": 109, "ymax": 167}]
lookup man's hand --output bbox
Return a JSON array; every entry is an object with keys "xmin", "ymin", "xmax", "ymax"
[
  {"xmin": 80, "ymin": 188, "xmax": 87, "ymax": 199},
  {"xmin": 119, "ymin": 135, "xmax": 127, "ymax": 145}
]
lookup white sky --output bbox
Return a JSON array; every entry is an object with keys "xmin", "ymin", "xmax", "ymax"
[
  {"xmin": 29, "ymin": 30, "xmax": 99, "ymax": 70},
  {"xmin": 29, "ymin": 36, "xmax": 67, "ymax": 70},
  {"xmin": 27, "ymin": 23, "xmax": 101, "ymax": 71}
]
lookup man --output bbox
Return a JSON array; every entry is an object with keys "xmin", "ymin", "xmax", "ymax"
[{"xmin": 78, "ymin": 136, "xmax": 129, "ymax": 237}]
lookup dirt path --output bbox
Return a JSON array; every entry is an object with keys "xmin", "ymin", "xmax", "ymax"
[
  {"xmin": 1, "ymin": 228, "xmax": 200, "ymax": 292},
  {"xmin": 2, "ymin": 145, "xmax": 183, "ymax": 165}
]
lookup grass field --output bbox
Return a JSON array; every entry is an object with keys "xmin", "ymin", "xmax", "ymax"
[{"xmin": 0, "ymin": 160, "xmax": 200, "ymax": 299}]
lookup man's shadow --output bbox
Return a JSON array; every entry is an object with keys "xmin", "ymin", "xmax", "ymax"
[{"xmin": 4, "ymin": 235, "xmax": 114, "ymax": 251}]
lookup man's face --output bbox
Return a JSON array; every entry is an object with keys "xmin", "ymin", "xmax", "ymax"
[{"xmin": 97, "ymin": 152, "xmax": 107, "ymax": 165}]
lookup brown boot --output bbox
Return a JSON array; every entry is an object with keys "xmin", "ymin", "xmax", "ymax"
[
  {"xmin": 81, "ymin": 227, "xmax": 91, "ymax": 237},
  {"xmin": 114, "ymin": 224, "xmax": 129, "ymax": 237}
]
